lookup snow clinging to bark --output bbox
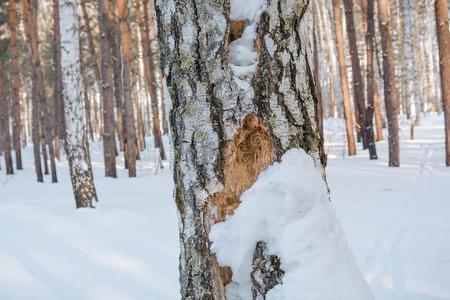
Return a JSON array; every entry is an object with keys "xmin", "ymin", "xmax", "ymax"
[
  {"xmin": 210, "ymin": 149, "xmax": 374, "ymax": 300},
  {"xmin": 230, "ymin": 0, "xmax": 266, "ymax": 21}
]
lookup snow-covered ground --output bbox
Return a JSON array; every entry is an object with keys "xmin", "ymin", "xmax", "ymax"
[{"xmin": 0, "ymin": 115, "xmax": 449, "ymax": 300}]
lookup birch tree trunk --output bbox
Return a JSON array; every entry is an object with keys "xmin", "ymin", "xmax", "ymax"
[
  {"xmin": 0, "ymin": 61, "xmax": 14, "ymax": 175},
  {"xmin": 332, "ymin": 0, "xmax": 357, "ymax": 156},
  {"xmin": 97, "ymin": 0, "xmax": 117, "ymax": 178},
  {"xmin": 60, "ymin": 0, "xmax": 98, "ymax": 208},
  {"xmin": 434, "ymin": 0, "xmax": 450, "ymax": 166},
  {"xmin": 156, "ymin": 1, "xmax": 326, "ymax": 298},
  {"xmin": 377, "ymin": 0, "xmax": 400, "ymax": 167},
  {"xmin": 8, "ymin": 0, "xmax": 23, "ymax": 170}
]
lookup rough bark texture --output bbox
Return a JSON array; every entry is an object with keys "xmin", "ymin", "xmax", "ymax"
[
  {"xmin": 60, "ymin": 0, "xmax": 98, "ymax": 208},
  {"xmin": 250, "ymin": 241, "xmax": 284, "ymax": 300},
  {"xmin": 343, "ymin": 0, "xmax": 367, "ymax": 148},
  {"xmin": 435, "ymin": 0, "xmax": 450, "ymax": 166},
  {"xmin": 377, "ymin": 0, "xmax": 400, "ymax": 167},
  {"xmin": 0, "ymin": 61, "xmax": 14, "ymax": 175},
  {"xmin": 97, "ymin": 0, "xmax": 117, "ymax": 177},
  {"xmin": 361, "ymin": 0, "xmax": 378, "ymax": 159},
  {"xmin": 332, "ymin": 0, "xmax": 357, "ymax": 156},
  {"xmin": 117, "ymin": 0, "xmax": 138, "ymax": 177},
  {"xmin": 8, "ymin": 0, "xmax": 23, "ymax": 170},
  {"xmin": 156, "ymin": 0, "xmax": 325, "ymax": 298}
]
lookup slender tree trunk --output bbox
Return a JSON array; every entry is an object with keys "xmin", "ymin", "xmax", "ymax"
[
  {"xmin": 53, "ymin": 0, "xmax": 64, "ymax": 161},
  {"xmin": 22, "ymin": 0, "xmax": 44, "ymax": 182},
  {"xmin": 80, "ymin": 1, "xmax": 102, "ymax": 90},
  {"xmin": 377, "ymin": 0, "xmax": 400, "ymax": 167},
  {"xmin": 97, "ymin": 0, "xmax": 117, "ymax": 177},
  {"xmin": 0, "ymin": 61, "xmax": 14, "ymax": 175},
  {"xmin": 332, "ymin": 0, "xmax": 357, "ymax": 156},
  {"xmin": 343, "ymin": 0, "xmax": 367, "ymax": 149},
  {"xmin": 157, "ymin": 1, "xmax": 326, "ymax": 298},
  {"xmin": 117, "ymin": 0, "xmax": 137, "ymax": 177},
  {"xmin": 107, "ymin": 3, "xmax": 126, "ymax": 154},
  {"xmin": 79, "ymin": 26, "xmax": 94, "ymax": 141},
  {"xmin": 361, "ymin": 0, "xmax": 378, "ymax": 159},
  {"xmin": 60, "ymin": 0, "xmax": 98, "ymax": 208},
  {"xmin": 313, "ymin": 2, "xmax": 324, "ymax": 138},
  {"xmin": 373, "ymin": 84, "xmax": 384, "ymax": 141},
  {"xmin": 8, "ymin": 0, "xmax": 23, "ymax": 170},
  {"xmin": 140, "ymin": 0, "xmax": 166, "ymax": 161},
  {"xmin": 435, "ymin": 0, "xmax": 450, "ymax": 166}
]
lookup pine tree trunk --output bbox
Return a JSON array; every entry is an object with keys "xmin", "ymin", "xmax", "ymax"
[
  {"xmin": 156, "ymin": 1, "xmax": 325, "ymax": 298},
  {"xmin": 401, "ymin": 0, "xmax": 417, "ymax": 131},
  {"xmin": 53, "ymin": 0, "xmax": 65, "ymax": 161},
  {"xmin": 377, "ymin": 0, "xmax": 400, "ymax": 167},
  {"xmin": 0, "ymin": 61, "xmax": 14, "ymax": 175},
  {"xmin": 97, "ymin": 0, "xmax": 117, "ymax": 177},
  {"xmin": 435, "ymin": 0, "xmax": 450, "ymax": 166},
  {"xmin": 80, "ymin": 1, "xmax": 102, "ymax": 90},
  {"xmin": 108, "ymin": 4, "xmax": 126, "ymax": 154},
  {"xmin": 60, "ymin": 0, "xmax": 98, "ymax": 208},
  {"xmin": 8, "ymin": 0, "xmax": 23, "ymax": 170},
  {"xmin": 361, "ymin": 0, "xmax": 378, "ymax": 159},
  {"xmin": 343, "ymin": 0, "xmax": 367, "ymax": 149},
  {"xmin": 79, "ymin": 28, "xmax": 94, "ymax": 141},
  {"xmin": 142, "ymin": 0, "xmax": 166, "ymax": 161},
  {"xmin": 22, "ymin": 0, "xmax": 45, "ymax": 182},
  {"xmin": 332, "ymin": 0, "xmax": 357, "ymax": 156},
  {"xmin": 117, "ymin": 0, "xmax": 137, "ymax": 177}
]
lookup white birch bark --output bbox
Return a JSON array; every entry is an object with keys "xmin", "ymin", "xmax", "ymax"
[{"xmin": 60, "ymin": 0, "xmax": 98, "ymax": 208}]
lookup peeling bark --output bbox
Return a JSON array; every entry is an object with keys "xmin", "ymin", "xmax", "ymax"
[{"xmin": 156, "ymin": 0, "xmax": 324, "ymax": 298}]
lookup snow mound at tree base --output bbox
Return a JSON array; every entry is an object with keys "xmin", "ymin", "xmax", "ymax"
[{"xmin": 210, "ymin": 149, "xmax": 374, "ymax": 300}]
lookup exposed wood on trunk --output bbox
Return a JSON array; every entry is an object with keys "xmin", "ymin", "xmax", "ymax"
[
  {"xmin": 156, "ymin": 0, "xmax": 325, "ymax": 298},
  {"xmin": 332, "ymin": 0, "xmax": 357, "ymax": 156},
  {"xmin": 377, "ymin": 0, "xmax": 400, "ymax": 167},
  {"xmin": 434, "ymin": 0, "xmax": 450, "ymax": 166}
]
